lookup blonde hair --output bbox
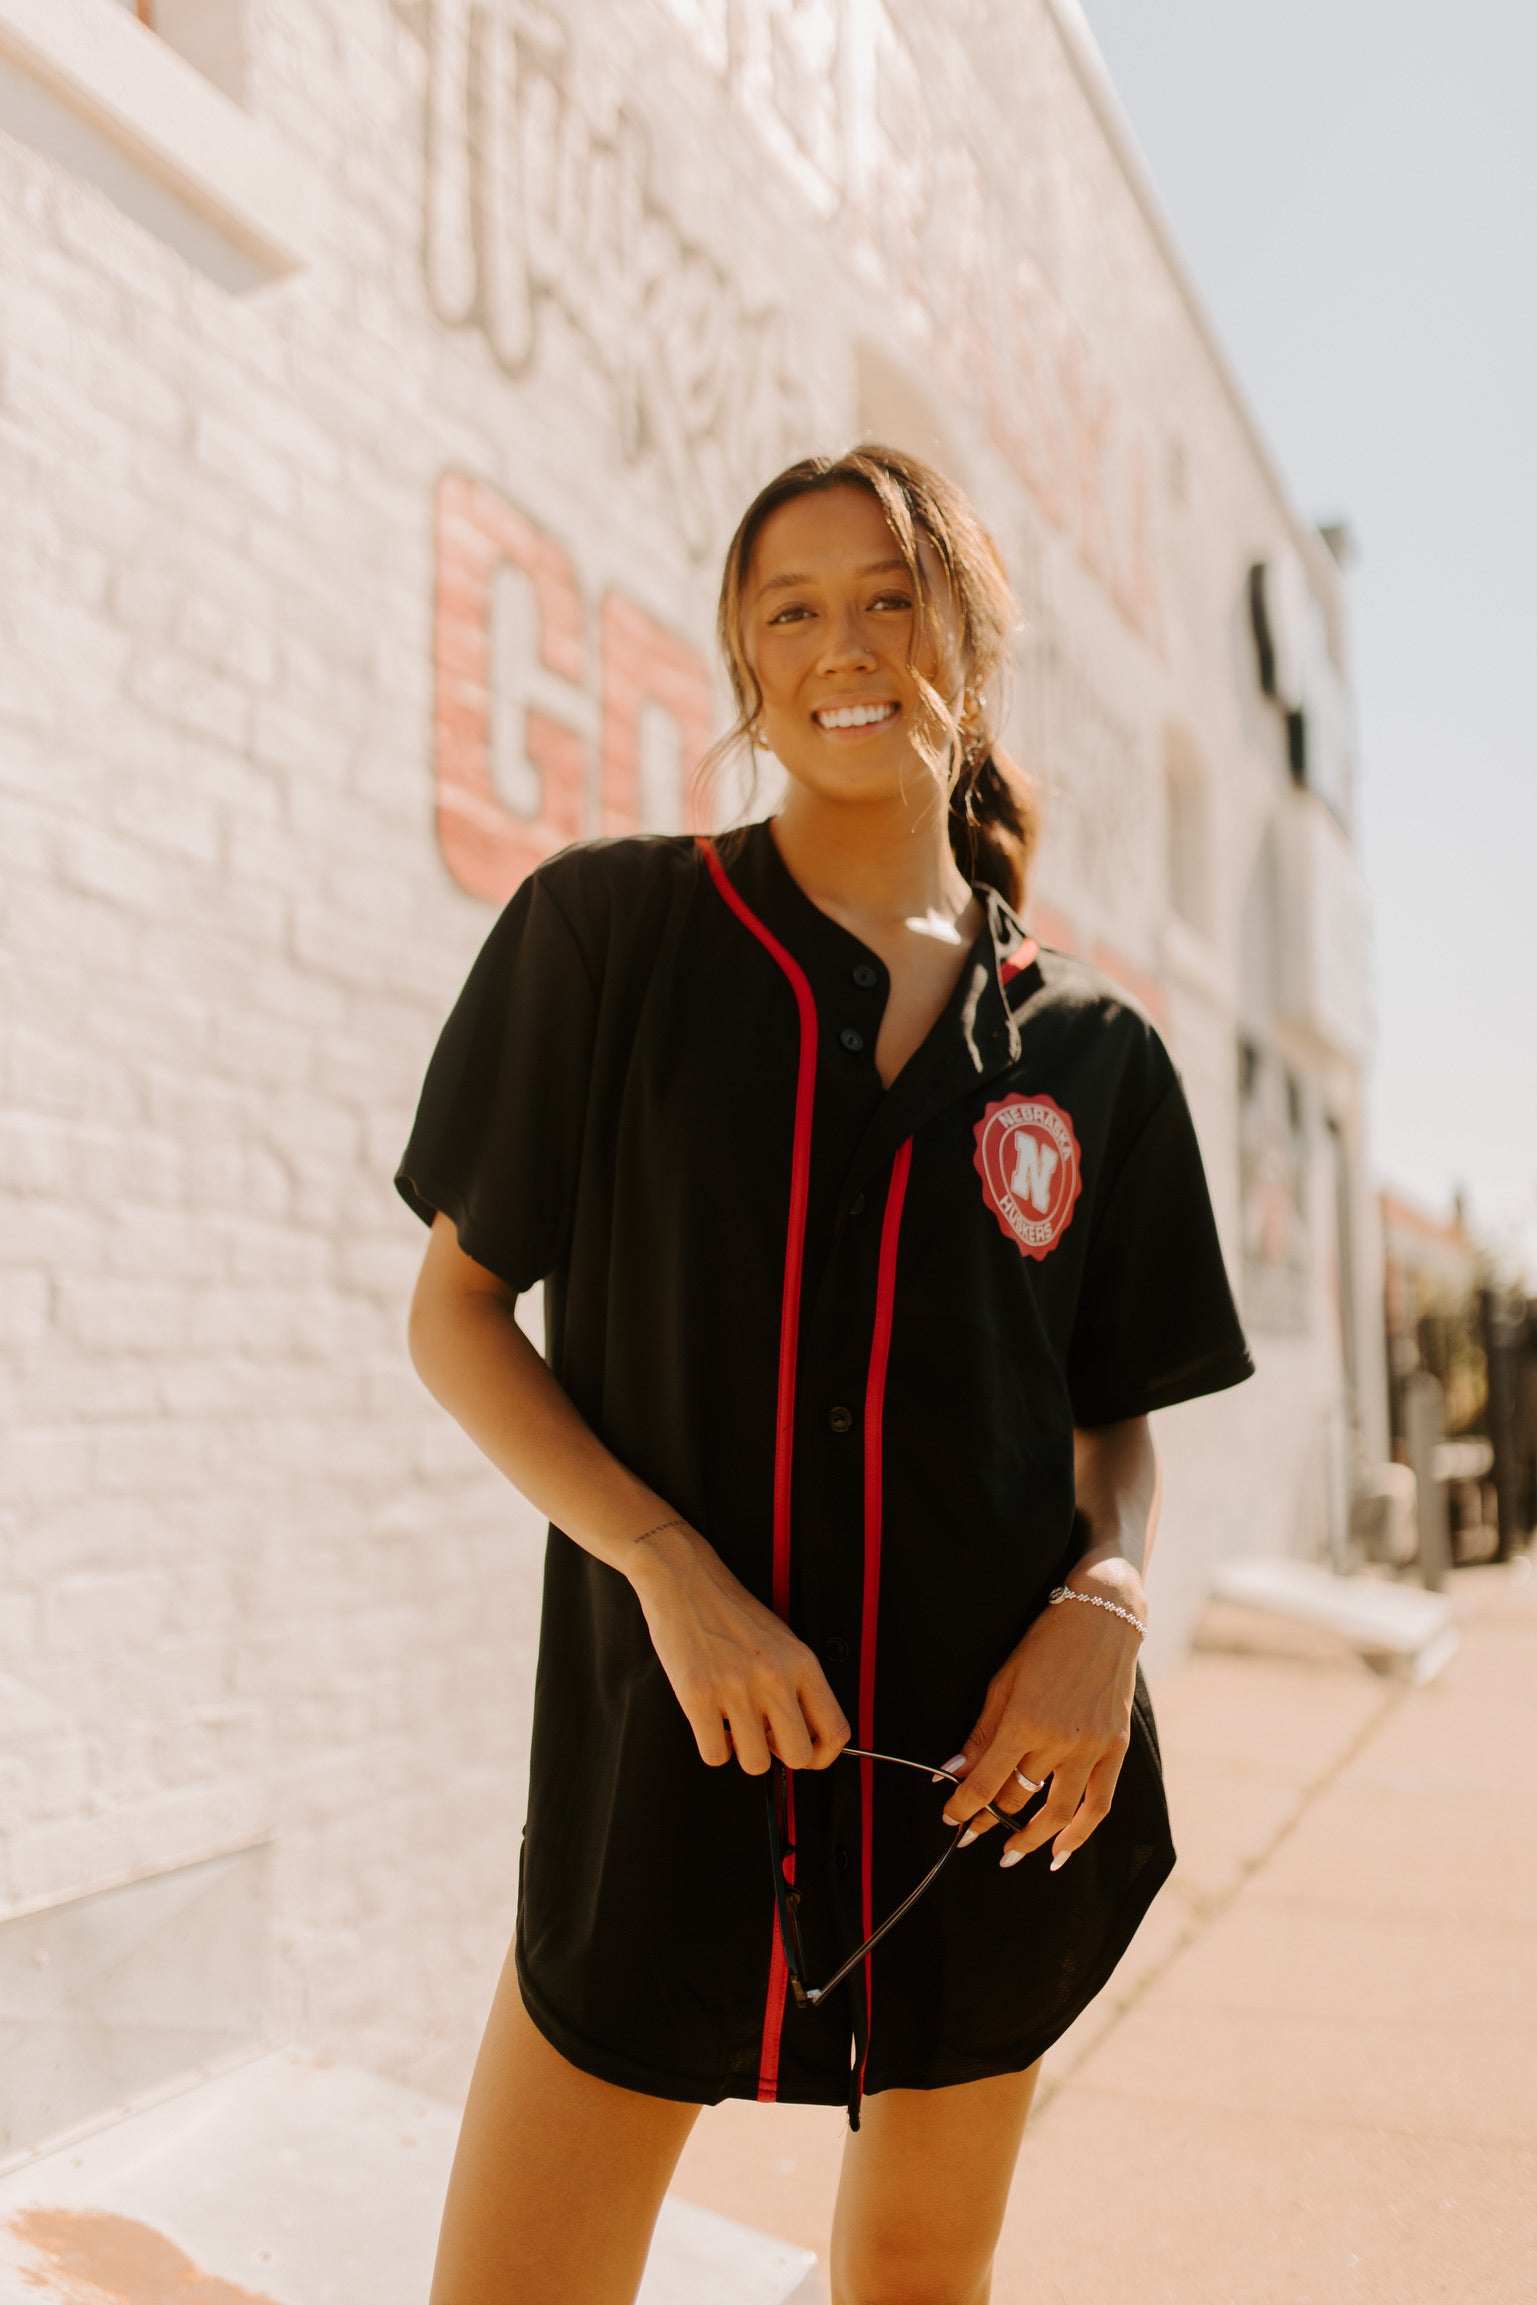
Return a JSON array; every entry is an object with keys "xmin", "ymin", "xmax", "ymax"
[{"xmin": 698, "ymin": 443, "xmax": 1038, "ymax": 907}]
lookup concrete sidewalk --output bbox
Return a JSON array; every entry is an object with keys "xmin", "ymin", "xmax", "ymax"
[{"xmin": 673, "ymin": 1559, "xmax": 1537, "ymax": 2302}]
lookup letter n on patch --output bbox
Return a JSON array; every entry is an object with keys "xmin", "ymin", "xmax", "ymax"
[{"xmin": 973, "ymin": 1094, "xmax": 1083, "ymax": 1260}]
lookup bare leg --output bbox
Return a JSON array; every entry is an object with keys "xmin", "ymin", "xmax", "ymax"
[
  {"xmin": 829, "ymin": 2061, "xmax": 1041, "ymax": 2305},
  {"xmin": 429, "ymin": 1944, "xmax": 701, "ymax": 2305}
]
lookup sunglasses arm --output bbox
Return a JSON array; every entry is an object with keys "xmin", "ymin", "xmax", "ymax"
[
  {"xmin": 765, "ymin": 1750, "xmax": 1026, "ymax": 2010},
  {"xmin": 855, "ymin": 1748, "xmax": 1017, "ymax": 1833}
]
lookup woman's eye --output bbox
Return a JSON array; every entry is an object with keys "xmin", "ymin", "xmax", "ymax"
[{"xmin": 765, "ymin": 593, "xmax": 909, "ymax": 624}]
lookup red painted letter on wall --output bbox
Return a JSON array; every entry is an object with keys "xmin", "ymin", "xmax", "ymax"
[
  {"xmin": 433, "ymin": 473, "xmax": 587, "ymax": 903},
  {"xmin": 599, "ymin": 592, "xmax": 715, "ymax": 836}
]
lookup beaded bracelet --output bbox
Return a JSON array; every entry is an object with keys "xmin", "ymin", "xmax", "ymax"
[{"xmin": 1048, "ymin": 1583, "xmax": 1146, "ymax": 1639}]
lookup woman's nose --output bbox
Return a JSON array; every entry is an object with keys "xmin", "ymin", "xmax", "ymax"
[{"xmin": 818, "ymin": 607, "xmax": 878, "ymax": 671}]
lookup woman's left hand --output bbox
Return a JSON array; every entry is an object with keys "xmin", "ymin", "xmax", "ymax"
[{"xmin": 937, "ymin": 1558, "xmax": 1147, "ymax": 1871}]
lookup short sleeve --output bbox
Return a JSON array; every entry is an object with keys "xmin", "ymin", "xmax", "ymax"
[
  {"xmin": 394, "ymin": 870, "xmax": 597, "ymax": 1295},
  {"xmin": 1066, "ymin": 1072, "xmax": 1253, "ymax": 1426}
]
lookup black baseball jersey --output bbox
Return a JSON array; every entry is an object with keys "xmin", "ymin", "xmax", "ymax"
[{"xmin": 396, "ymin": 819, "xmax": 1252, "ymax": 2120}]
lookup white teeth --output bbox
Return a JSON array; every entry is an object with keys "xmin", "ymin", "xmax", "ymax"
[{"xmin": 815, "ymin": 702, "xmax": 897, "ymax": 729}]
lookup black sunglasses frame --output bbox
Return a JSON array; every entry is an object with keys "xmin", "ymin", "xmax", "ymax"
[{"xmin": 764, "ymin": 1747, "xmax": 1021, "ymax": 2008}]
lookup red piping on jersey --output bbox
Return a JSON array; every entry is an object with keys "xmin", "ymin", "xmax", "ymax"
[
  {"xmin": 856, "ymin": 1136, "xmax": 913, "ymax": 2102},
  {"xmin": 697, "ymin": 836, "xmax": 818, "ymax": 2104},
  {"xmin": 999, "ymin": 936, "xmax": 1039, "ymax": 988}
]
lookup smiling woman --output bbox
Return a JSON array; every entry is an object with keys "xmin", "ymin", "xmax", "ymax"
[
  {"xmin": 397, "ymin": 442, "xmax": 1251, "ymax": 2305},
  {"xmin": 703, "ymin": 445, "xmax": 1039, "ymax": 914}
]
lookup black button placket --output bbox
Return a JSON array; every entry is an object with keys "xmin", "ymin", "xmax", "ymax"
[
  {"xmin": 800, "ymin": 945, "xmax": 890, "ymax": 2032},
  {"xmin": 839, "ymin": 959, "xmax": 884, "ymax": 1061},
  {"xmin": 727, "ymin": 832, "xmax": 911, "ymax": 2090},
  {"xmin": 795, "ymin": 937, "xmax": 890, "ymax": 1725}
]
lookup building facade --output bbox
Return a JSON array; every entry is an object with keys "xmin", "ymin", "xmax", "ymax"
[{"xmin": 0, "ymin": 0, "xmax": 1384, "ymax": 2110}]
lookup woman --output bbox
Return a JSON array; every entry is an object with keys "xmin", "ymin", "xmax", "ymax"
[{"xmin": 398, "ymin": 446, "xmax": 1252, "ymax": 2305}]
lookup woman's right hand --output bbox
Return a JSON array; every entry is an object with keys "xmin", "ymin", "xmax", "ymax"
[{"xmin": 626, "ymin": 1521, "xmax": 849, "ymax": 1774}]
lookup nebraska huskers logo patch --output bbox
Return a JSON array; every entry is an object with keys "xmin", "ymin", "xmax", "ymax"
[{"xmin": 973, "ymin": 1095, "xmax": 1083, "ymax": 1261}]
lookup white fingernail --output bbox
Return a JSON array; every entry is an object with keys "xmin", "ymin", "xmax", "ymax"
[
  {"xmin": 958, "ymin": 1827, "xmax": 979, "ymax": 1848},
  {"xmin": 1000, "ymin": 1849, "xmax": 1023, "ymax": 1869},
  {"xmin": 941, "ymin": 1753, "xmax": 969, "ymax": 1774},
  {"xmin": 1050, "ymin": 1851, "xmax": 1069, "ymax": 1872}
]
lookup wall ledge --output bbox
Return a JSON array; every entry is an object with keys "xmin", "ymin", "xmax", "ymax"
[{"xmin": 0, "ymin": 0, "xmax": 312, "ymax": 289}]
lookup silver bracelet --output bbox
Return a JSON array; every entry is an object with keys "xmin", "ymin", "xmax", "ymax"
[{"xmin": 1048, "ymin": 1583, "xmax": 1146, "ymax": 1639}]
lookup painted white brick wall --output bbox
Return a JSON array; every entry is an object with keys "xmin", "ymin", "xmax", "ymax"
[{"xmin": 0, "ymin": 0, "xmax": 1382, "ymax": 2099}]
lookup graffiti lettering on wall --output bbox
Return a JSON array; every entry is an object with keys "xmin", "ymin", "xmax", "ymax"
[
  {"xmin": 659, "ymin": 0, "xmax": 1164, "ymax": 648},
  {"xmin": 434, "ymin": 474, "xmax": 714, "ymax": 902},
  {"xmin": 397, "ymin": 0, "xmax": 812, "ymax": 558},
  {"xmin": 658, "ymin": 0, "xmax": 922, "ymax": 255}
]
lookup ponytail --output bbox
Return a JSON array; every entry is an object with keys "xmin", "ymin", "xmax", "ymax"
[{"xmin": 948, "ymin": 745, "xmax": 1038, "ymax": 913}]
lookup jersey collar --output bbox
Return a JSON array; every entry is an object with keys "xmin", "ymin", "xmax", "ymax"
[{"xmin": 716, "ymin": 822, "xmax": 1044, "ymax": 1179}]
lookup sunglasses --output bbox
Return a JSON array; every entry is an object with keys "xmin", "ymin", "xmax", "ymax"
[{"xmin": 764, "ymin": 1747, "xmax": 1023, "ymax": 2008}]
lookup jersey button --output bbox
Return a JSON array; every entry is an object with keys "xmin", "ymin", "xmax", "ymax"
[
  {"xmin": 839, "ymin": 1026, "xmax": 865, "ymax": 1053},
  {"xmin": 848, "ymin": 1191, "xmax": 866, "ymax": 1217},
  {"xmin": 851, "ymin": 963, "xmax": 880, "ymax": 989},
  {"xmin": 826, "ymin": 1403, "xmax": 855, "ymax": 1434},
  {"xmin": 834, "ymin": 1845, "xmax": 851, "ymax": 1875},
  {"xmin": 822, "ymin": 1634, "xmax": 850, "ymax": 1664}
]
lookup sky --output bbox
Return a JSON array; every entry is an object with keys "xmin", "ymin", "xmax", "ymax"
[{"xmin": 1078, "ymin": 0, "xmax": 1537, "ymax": 1278}]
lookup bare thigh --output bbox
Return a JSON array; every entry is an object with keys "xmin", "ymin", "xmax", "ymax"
[
  {"xmin": 830, "ymin": 2062, "xmax": 1041, "ymax": 2305},
  {"xmin": 429, "ymin": 1945, "xmax": 700, "ymax": 2305}
]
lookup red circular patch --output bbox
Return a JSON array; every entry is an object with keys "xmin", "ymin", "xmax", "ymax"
[{"xmin": 972, "ymin": 1094, "xmax": 1083, "ymax": 1261}]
